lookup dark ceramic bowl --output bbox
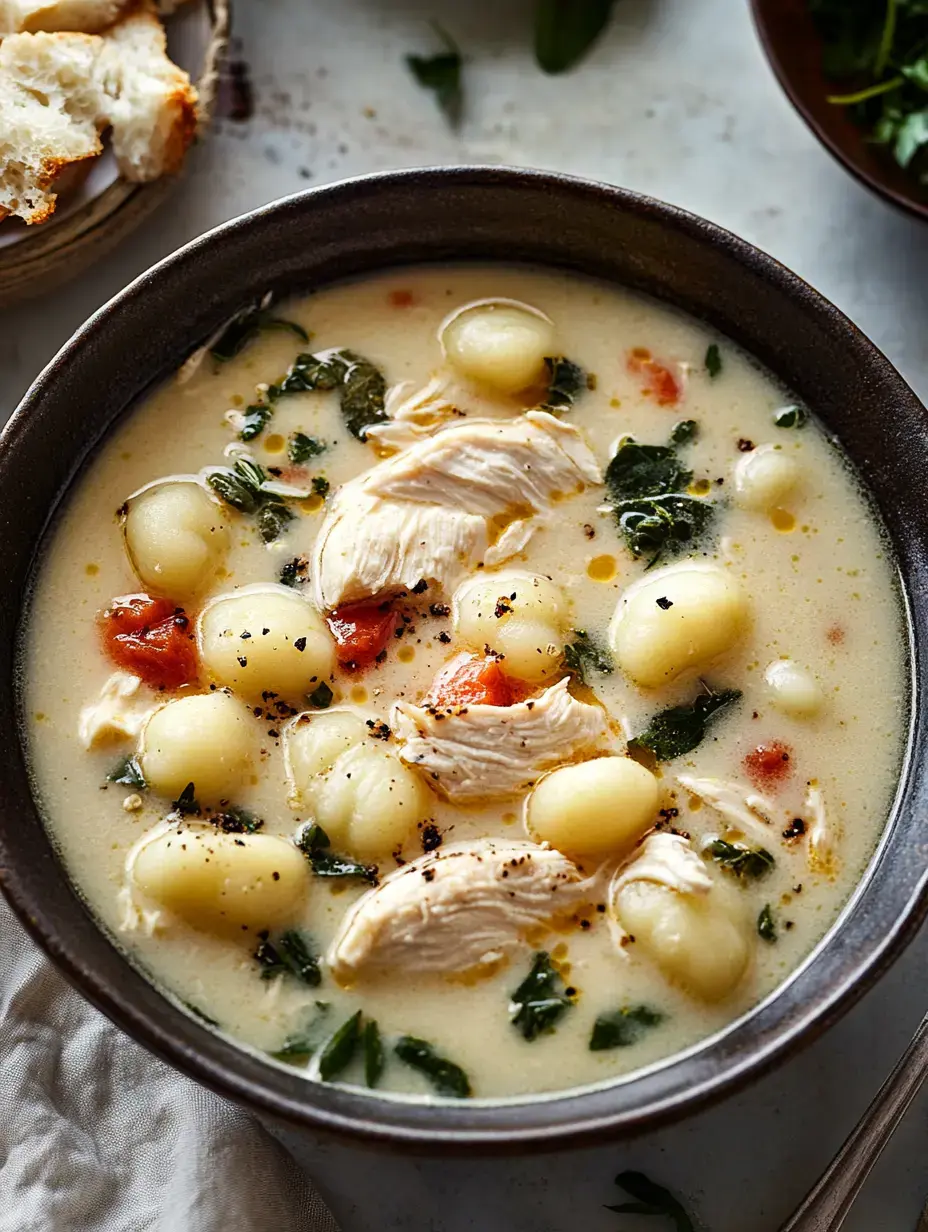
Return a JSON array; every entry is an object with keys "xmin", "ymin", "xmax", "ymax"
[
  {"xmin": 2, "ymin": 167, "xmax": 928, "ymax": 1151},
  {"xmin": 752, "ymin": 0, "xmax": 928, "ymax": 222}
]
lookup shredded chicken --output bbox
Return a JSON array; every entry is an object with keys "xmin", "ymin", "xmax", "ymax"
[
  {"xmin": 328, "ymin": 839, "xmax": 597, "ymax": 980},
  {"xmin": 77, "ymin": 671, "xmax": 158, "ymax": 749},
  {"xmin": 391, "ymin": 677, "xmax": 607, "ymax": 801},
  {"xmin": 676, "ymin": 774, "xmax": 776, "ymax": 843},
  {"xmin": 611, "ymin": 832, "xmax": 713, "ymax": 899},
  {"xmin": 805, "ymin": 783, "xmax": 836, "ymax": 874},
  {"xmin": 364, "ymin": 375, "xmax": 462, "ymax": 449}
]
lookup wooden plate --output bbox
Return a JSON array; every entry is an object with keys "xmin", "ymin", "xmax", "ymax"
[{"xmin": 0, "ymin": 0, "xmax": 230, "ymax": 307}]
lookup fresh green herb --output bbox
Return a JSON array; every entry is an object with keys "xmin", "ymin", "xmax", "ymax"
[
  {"xmin": 509, "ymin": 951, "xmax": 576, "ymax": 1042},
  {"xmin": 257, "ymin": 501, "xmax": 295, "ymax": 544},
  {"xmin": 182, "ymin": 1000, "xmax": 219, "ymax": 1027},
  {"xmin": 605, "ymin": 438, "xmax": 692, "ymax": 500},
  {"xmin": 811, "ymin": 0, "xmax": 928, "ymax": 183},
  {"xmin": 295, "ymin": 822, "xmax": 379, "ymax": 884},
  {"xmin": 207, "ymin": 456, "xmax": 300, "ymax": 544},
  {"xmin": 564, "ymin": 630, "xmax": 614, "ymax": 683},
  {"xmin": 758, "ymin": 903, "xmax": 778, "ymax": 943},
  {"xmin": 210, "ymin": 301, "xmax": 308, "ymax": 363},
  {"xmin": 270, "ymin": 1003, "xmax": 331, "ymax": 1062},
  {"xmin": 406, "ymin": 25, "xmax": 463, "ymax": 126},
  {"xmin": 630, "ymin": 683, "xmax": 742, "ymax": 762},
  {"xmin": 107, "ymin": 755, "xmax": 146, "ymax": 790},
  {"xmin": 288, "ymin": 431, "xmax": 326, "ymax": 464},
  {"xmin": 541, "ymin": 356, "xmax": 586, "ymax": 411},
  {"xmin": 670, "ymin": 419, "xmax": 699, "ymax": 445},
  {"xmin": 306, "ymin": 681, "xmax": 334, "ymax": 709},
  {"xmin": 172, "ymin": 782, "xmax": 199, "ymax": 815},
  {"xmin": 239, "ymin": 403, "xmax": 274, "ymax": 441},
  {"xmin": 363, "ymin": 1018, "xmax": 385, "ymax": 1088},
  {"xmin": 254, "ymin": 929, "xmax": 322, "ymax": 987},
  {"xmin": 207, "ymin": 460, "xmax": 262, "ymax": 513},
  {"xmin": 312, "ymin": 475, "xmax": 330, "ymax": 499},
  {"xmin": 534, "ymin": 0, "xmax": 618, "ymax": 74},
  {"xmin": 589, "ymin": 1005, "xmax": 665, "ymax": 1051},
  {"xmin": 705, "ymin": 838, "xmax": 776, "ymax": 883},
  {"xmin": 774, "ymin": 403, "xmax": 808, "ymax": 429},
  {"xmin": 704, "ymin": 343, "xmax": 722, "ymax": 378},
  {"xmin": 279, "ymin": 556, "xmax": 308, "ymax": 588},
  {"xmin": 318, "ymin": 1010, "xmax": 363, "ymax": 1082},
  {"xmin": 211, "ymin": 805, "xmax": 263, "ymax": 834},
  {"xmin": 394, "ymin": 1035, "xmax": 471, "ymax": 1097},
  {"xmin": 607, "ymin": 1170, "xmax": 695, "ymax": 1232},
  {"xmin": 273, "ymin": 348, "xmax": 387, "ymax": 440}
]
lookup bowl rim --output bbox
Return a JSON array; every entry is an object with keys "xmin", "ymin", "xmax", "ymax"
[{"xmin": 3, "ymin": 164, "xmax": 928, "ymax": 1151}]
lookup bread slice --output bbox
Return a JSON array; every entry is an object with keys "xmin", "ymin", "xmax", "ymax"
[
  {"xmin": 0, "ymin": 2, "xmax": 197, "ymax": 223},
  {"xmin": 0, "ymin": 2, "xmax": 132, "ymax": 35}
]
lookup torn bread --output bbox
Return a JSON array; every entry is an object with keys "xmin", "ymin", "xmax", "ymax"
[
  {"xmin": 0, "ymin": 2, "xmax": 133, "ymax": 34},
  {"xmin": 0, "ymin": 2, "xmax": 197, "ymax": 223}
]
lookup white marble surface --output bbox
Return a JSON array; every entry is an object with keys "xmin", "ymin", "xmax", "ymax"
[{"xmin": 4, "ymin": 0, "xmax": 928, "ymax": 1228}]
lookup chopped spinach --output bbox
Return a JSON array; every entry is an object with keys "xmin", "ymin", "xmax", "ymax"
[
  {"xmin": 211, "ymin": 805, "xmax": 263, "ymax": 834},
  {"xmin": 207, "ymin": 456, "xmax": 300, "ymax": 544},
  {"xmin": 774, "ymin": 403, "xmax": 808, "ymax": 429},
  {"xmin": 107, "ymin": 755, "xmax": 146, "ymax": 790},
  {"xmin": 705, "ymin": 838, "xmax": 776, "ymax": 883},
  {"xmin": 541, "ymin": 356, "xmax": 586, "ymax": 411},
  {"xmin": 288, "ymin": 431, "xmax": 326, "ymax": 464},
  {"xmin": 394, "ymin": 1035, "xmax": 471, "ymax": 1097},
  {"xmin": 312, "ymin": 475, "xmax": 331, "ymax": 499},
  {"xmin": 509, "ymin": 951, "xmax": 575, "ymax": 1041},
  {"xmin": 629, "ymin": 684, "xmax": 741, "ymax": 762},
  {"xmin": 564, "ymin": 630, "xmax": 614, "ymax": 683},
  {"xmin": 257, "ymin": 500, "xmax": 295, "ymax": 544},
  {"xmin": 270, "ymin": 1003, "xmax": 331, "ymax": 1062},
  {"xmin": 670, "ymin": 419, "xmax": 698, "ymax": 445},
  {"xmin": 704, "ymin": 342, "xmax": 722, "ymax": 378},
  {"xmin": 210, "ymin": 301, "xmax": 308, "ymax": 363},
  {"xmin": 758, "ymin": 903, "xmax": 778, "ymax": 943},
  {"xmin": 605, "ymin": 438, "xmax": 692, "ymax": 501},
  {"xmin": 406, "ymin": 25, "xmax": 463, "ymax": 126},
  {"xmin": 318, "ymin": 1010, "xmax": 363, "ymax": 1082},
  {"xmin": 273, "ymin": 348, "xmax": 387, "ymax": 440},
  {"xmin": 590, "ymin": 1005, "xmax": 665, "ymax": 1051},
  {"xmin": 254, "ymin": 929, "xmax": 322, "ymax": 987},
  {"xmin": 363, "ymin": 1018, "xmax": 385, "ymax": 1088},
  {"xmin": 295, "ymin": 822, "xmax": 379, "ymax": 884},
  {"xmin": 306, "ymin": 681, "xmax": 334, "ymax": 709},
  {"xmin": 535, "ymin": 0, "xmax": 618, "ymax": 73},
  {"xmin": 607, "ymin": 1170, "xmax": 695, "ymax": 1232},
  {"xmin": 239, "ymin": 404, "xmax": 274, "ymax": 442},
  {"xmin": 172, "ymin": 782, "xmax": 200, "ymax": 815}
]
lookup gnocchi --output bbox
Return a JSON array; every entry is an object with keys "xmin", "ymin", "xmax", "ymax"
[
  {"xmin": 314, "ymin": 743, "xmax": 428, "ymax": 860},
  {"xmin": 198, "ymin": 583, "xmax": 335, "ymax": 701},
  {"xmin": 525, "ymin": 756, "xmax": 658, "ymax": 857},
  {"xmin": 132, "ymin": 826, "xmax": 309, "ymax": 936},
  {"xmin": 283, "ymin": 708, "xmax": 368, "ymax": 804},
  {"xmin": 139, "ymin": 691, "xmax": 254, "ymax": 802},
  {"xmin": 764, "ymin": 658, "xmax": 824, "ymax": 717},
  {"xmin": 452, "ymin": 570, "xmax": 567, "ymax": 683},
  {"xmin": 440, "ymin": 299, "xmax": 555, "ymax": 393},
  {"xmin": 123, "ymin": 479, "xmax": 229, "ymax": 599},
  {"xmin": 734, "ymin": 444, "xmax": 801, "ymax": 511},
  {"xmin": 609, "ymin": 562, "xmax": 749, "ymax": 688}
]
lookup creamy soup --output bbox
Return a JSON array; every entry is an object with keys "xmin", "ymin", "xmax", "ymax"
[{"xmin": 22, "ymin": 267, "xmax": 906, "ymax": 1101}]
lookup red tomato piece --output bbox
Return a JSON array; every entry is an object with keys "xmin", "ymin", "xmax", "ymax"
[
  {"xmin": 102, "ymin": 593, "xmax": 197, "ymax": 690},
  {"xmin": 627, "ymin": 346, "xmax": 682, "ymax": 407},
  {"xmin": 744, "ymin": 741, "xmax": 793, "ymax": 791},
  {"xmin": 427, "ymin": 653, "xmax": 514, "ymax": 708},
  {"xmin": 327, "ymin": 602, "xmax": 397, "ymax": 668}
]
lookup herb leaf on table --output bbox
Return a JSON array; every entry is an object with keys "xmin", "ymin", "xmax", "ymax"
[
  {"xmin": 607, "ymin": 1170, "xmax": 695, "ymax": 1231},
  {"xmin": 406, "ymin": 25, "xmax": 463, "ymax": 126},
  {"xmin": 629, "ymin": 683, "xmax": 741, "ymax": 762},
  {"xmin": 509, "ymin": 951, "xmax": 576, "ymax": 1041},
  {"xmin": 535, "ymin": 0, "xmax": 618, "ymax": 74}
]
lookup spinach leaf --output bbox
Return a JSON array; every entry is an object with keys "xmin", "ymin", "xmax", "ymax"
[
  {"xmin": 564, "ymin": 630, "xmax": 614, "ymax": 683},
  {"xmin": 363, "ymin": 1018, "xmax": 385, "ymax": 1088},
  {"xmin": 295, "ymin": 822, "xmax": 379, "ymax": 884},
  {"xmin": 406, "ymin": 25, "xmax": 463, "ymax": 126},
  {"xmin": 670, "ymin": 419, "xmax": 698, "ymax": 445},
  {"xmin": 758, "ymin": 903, "xmax": 778, "ymax": 943},
  {"xmin": 210, "ymin": 301, "xmax": 308, "ymax": 363},
  {"xmin": 211, "ymin": 805, "xmax": 263, "ymax": 834},
  {"xmin": 394, "ymin": 1035, "xmax": 471, "ymax": 1097},
  {"xmin": 590, "ymin": 1005, "xmax": 665, "ymax": 1051},
  {"xmin": 541, "ymin": 356, "xmax": 586, "ymax": 410},
  {"xmin": 107, "ymin": 755, "xmax": 146, "ymax": 790},
  {"xmin": 207, "ymin": 461, "xmax": 262, "ymax": 514},
  {"xmin": 172, "ymin": 782, "xmax": 200, "ymax": 815},
  {"xmin": 705, "ymin": 838, "xmax": 776, "ymax": 883},
  {"xmin": 207, "ymin": 457, "xmax": 300, "ymax": 543},
  {"xmin": 607, "ymin": 1170, "xmax": 695, "ymax": 1232},
  {"xmin": 254, "ymin": 929, "xmax": 322, "ymax": 987},
  {"xmin": 774, "ymin": 403, "xmax": 808, "ymax": 429},
  {"xmin": 509, "ymin": 951, "xmax": 575, "ymax": 1041},
  {"xmin": 630, "ymin": 684, "xmax": 741, "ymax": 762},
  {"xmin": 306, "ymin": 681, "xmax": 334, "ymax": 709},
  {"xmin": 288, "ymin": 431, "xmax": 326, "ymax": 464},
  {"xmin": 534, "ymin": 0, "xmax": 617, "ymax": 74},
  {"xmin": 318, "ymin": 1010, "xmax": 363, "ymax": 1082},
  {"xmin": 604, "ymin": 438, "xmax": 692, "ymax": 501},
  {"xmin": 614, "ymin": 494, "xmax": 713, "ymax": 567},
  {"xmin": 257, "ymin": 500, "xmax": 295, "ymax": 544},
  {"xmin": 239, "ymin": 404, "xmax": 274, "ymax": 441},
  {"xmin": 312, "ymin": 475, "xmax": 331, "ymax": 499},
  {"xmin": 274, "ymin": 349, "xmax": 387, "ymax": 440},
  {"xmin": 704, "ymin": 343, "xmax": 722, "ymax": 378}
]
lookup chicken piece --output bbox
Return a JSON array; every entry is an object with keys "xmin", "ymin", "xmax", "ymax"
[
  {"xmin": 313, "ymin": 412, "xmax": 601, "ymax": 609},
  {"xmin": 676, "ymin": 774, "xmax": 776, "ymax": 844},
  {"xmin": 77, "ymin": 671, "xmax": 158, "ymax": 748},
  {"xmin": 328, "ymin": 839, "xmax": 597, "ymax": 980},
  {"xmin": 610, "ymin": 832, "xmax": 713, "ymax": 899},
  {"xmin": 391, "ymin": 676, "xmax": 607, "ymax": 801}
]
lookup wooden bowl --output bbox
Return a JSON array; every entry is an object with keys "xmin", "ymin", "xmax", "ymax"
[
  {"xmin": 751, "ymin": 0, "xmax": 928, "ymax": 223},
  {"xmin": 0, "ymin": 0, "xmax": 230, "ymax": 307}
]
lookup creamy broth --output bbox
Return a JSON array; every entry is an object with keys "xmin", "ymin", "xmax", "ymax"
[{"xmin": 23, "ymin": 266, "xmax": 906, "ymax": 1101}]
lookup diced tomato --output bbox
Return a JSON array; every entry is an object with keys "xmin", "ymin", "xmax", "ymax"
[
  {"xmin": 744, "ymin": 741, "xmax": 793, "ymax": 791},
  {"xmin": 327, "ymin": 602, "xmax": 397, "ymax": 668},
  {"xmin": 101, "ymin": 593, "xmax": 197, "ymax": 690},
  {"xmin": 427, "ymin": 653, "xmax": 514, "ymax": 708},
  {"xmin": 627, "ymin": 347, "xmax": 682, "ymax": 406}
]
